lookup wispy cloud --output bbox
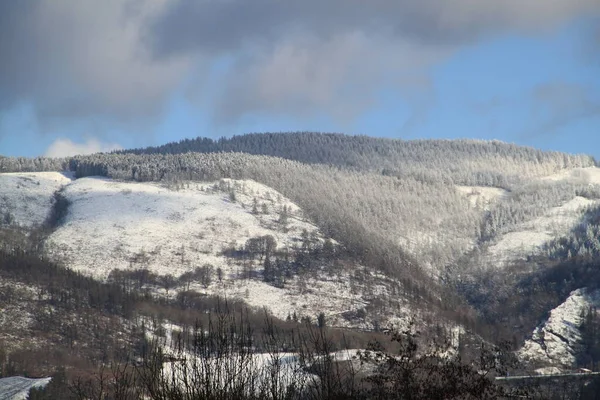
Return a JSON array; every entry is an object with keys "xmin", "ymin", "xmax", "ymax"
[
  {"xmin": 523, "ymin": 82, "xmax": 600, "ymax": 139},
  {"xmin": 44, "ymin": 137, "xmax": 122, "ymax": 158}
]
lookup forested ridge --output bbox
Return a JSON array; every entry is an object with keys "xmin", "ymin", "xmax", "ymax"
[
  {"xmin": 115, "ymin": 132, "xmax": 596, "ymax": 186},
  {"xmin": 1, "ymin": 133, "xmax": 599, "ymax": 298},
  {"xmin": 3, "ymin": 132, "xmax": 600, "ymax": 397},
  {"xmin": 1, "ymin": 134, "xmax": 598, "ymax": 273}
]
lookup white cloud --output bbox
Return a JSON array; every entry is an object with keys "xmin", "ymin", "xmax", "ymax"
[{"xmin": 44, "ymin": 138, "xmax": 122, "ymax": 158}]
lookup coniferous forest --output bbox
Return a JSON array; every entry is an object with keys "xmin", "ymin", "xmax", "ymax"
[{"xmin": 2, "ymin": 133, "xmax": 600, "ymax": 399}]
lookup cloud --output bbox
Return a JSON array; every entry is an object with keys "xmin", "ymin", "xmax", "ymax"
[
  {"xmin": 149, "ymin": 0, "xmax": 600, "ymax": 57},
  {"xmin": 214, "ymin": 32, "xmax": 443, "ymax": 124},
  {"xmin": 150, "ymin": 0, "xmax": 600, "ymax": 123},
  {"xmin": 524, "ymin": 82, "xmax": 600, "ymax": 138},
  {"xmin": 1, "ymin": 0, "xmax": 599, "ymax": 128},
  {"xmin": 0, "ymin": 0, "xmax": 191, "ymax": 124},
  {"xmin": 585, "ymin": 22, "xmax": 600, "ymax": 65},
  {"xmin": 44, "ymin": 138, "xmax": 122, "ymax": 158}
]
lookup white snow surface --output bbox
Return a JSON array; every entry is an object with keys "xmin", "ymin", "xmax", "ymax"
[
  {"xmin": 42, "ymin": 176, "xmax": 408, "ymax": 328},
  {"xmin": 46, "ymin": 177, "xmax": 322, "ymax": 279},
  {"xmin": 0, "ymin": 172, "xmax": 73, "ymax": 227},
  {"xmin": 147, "ymin": 320, "xmax": 372, "ymax": 395},
  {"xmin": 455, "ymin": 186, "xmax": 509, "ymax": 209},
  {"xmin": 519, "ymin": 288, "xmax": 600, "ymax": 371},
  {"xmin": 484, "ymin": 196, "xmax": 598, "ymax": 267},
  {"xmin": 0, "ymin": 376, "xmax": 51, "ymax": 400},
  {"xmin": 541, "ymin": 167, "xmax": 600, "ymax": 185}
]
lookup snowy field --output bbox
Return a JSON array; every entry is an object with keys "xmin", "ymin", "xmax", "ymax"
[
  {"xmin": 46, "ymin": 177, "xmax": 323, "ymax": 279},
  {"xmin": 0, "ymin": 376, "xmax": 51, "ymax": 400},
  {"xmin": 0, "ymin": 172, "xmax": 72, "ymax": 227},
  {"xmin": 40, "ymin": 176, "xmax": 408, "ymax": 328},
  {"xmin": 519, "ymin": 288, "xmax": 600, "ymax": 371},
  {"xmin": 147, "ymin": 321, "xmax": 371, "ymax": 396}
]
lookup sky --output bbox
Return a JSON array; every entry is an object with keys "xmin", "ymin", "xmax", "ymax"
[{"xmin": 0, "ymin": 1, "xmax": 599, "ymax": 159}]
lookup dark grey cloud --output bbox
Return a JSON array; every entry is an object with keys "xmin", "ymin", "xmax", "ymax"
[
  {"xmin": 149, "ymin": 0, "xmax": 600, "ymax": 58},
  {"xmin": 0, "ymin": 0, "xmax": 190, "ymax": 127},
  {"xmin": 1, "ymin": 0, "xmax": 599, "ymax": 131},
  {"xmin": 524, "ymin": 82, "xmax": 600, "ymax": 138}
]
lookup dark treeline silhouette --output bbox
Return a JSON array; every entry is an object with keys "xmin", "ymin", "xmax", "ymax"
[{"xmin": 26, "ymin": 304, "xmax": 600, "ymax": 400}]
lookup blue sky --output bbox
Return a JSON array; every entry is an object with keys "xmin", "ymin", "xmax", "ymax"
[{"xmin": 0, "ymin": 1, "xmax": 598, "ymax": 159}]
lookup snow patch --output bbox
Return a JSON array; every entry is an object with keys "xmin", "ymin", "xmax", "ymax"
[
  {"xmin": 519, "ymin": 288, "xmax": 600, "ymax": 370},
  {"xmin": 0, "ymin": 376, "xmax": 51, "ymax": 400},
  {"xmin": 0, "ymin": 172, "xmax": 73, "ymax": 227},
  {"xmin": 455, "ymin": 186, "xmax": 509, "ymax": 209},
  {"xmin": 46, "ymin": 177, "xmax": 322, "ymax": 280},
  {"xmin": 541, "ymin": 167, "xmax": 600, "ymax": 186},
  {"xmin": 484, "ymin": 196, "xmax": 598, "ymax": 266}
]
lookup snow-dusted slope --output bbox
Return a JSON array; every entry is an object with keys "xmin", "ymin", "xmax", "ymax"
[
  {"xmin": 0, "ymin": 172, "xmax": 72, "ymax": 227},
  {"xmin": 484, "ymin": 197, "xmax": 598, "ymax": 266},
  {"xmin": 46, "ymin": 177, "xmax": 322, "ymax": 279},
  {"xmin": 541, "ymin": 167, "xmax": 600, "ymax": 185},
  {"xmin": 519, "ymin": 288, "xmax": 600, "ymax": 371},
  {"xmin": 455, "ymin": 186, "xmax": 509, "ymax": 209},
  {"xmin": 0, "ymin": 376, "xmax": 51, "ymax": 400},
  {"xmin": 43, "ymin": 177, "xmax": 409, "ymax": 328}
]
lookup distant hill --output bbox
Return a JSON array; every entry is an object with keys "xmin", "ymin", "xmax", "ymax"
[
  {"xmin": 118, "ymin": 132, "xmax": 596, "ymax": 187},
  {"xmin": 2, "ymin": 132, "xmax": 600, "ymax": 379}
]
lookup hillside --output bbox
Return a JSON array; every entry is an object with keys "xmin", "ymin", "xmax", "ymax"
[
  {"xmin": 0, "ymin": 376, "xmax": 51, "ymax": 400},
  {"xmin": 0, "ymin": 172, "xmax": 72, "ymax": 228},
  {"xmin": 43, "ymin": 175, "xmax": 411, "ymax": 328},
  {"xmin": 2, "ymin": 133, "xmax": 600, "ymax": 390},
  {"xmin": 0, "ymin": 170, "xmax": 417, "ymax": 332},
  {"xmin": 118, "ymin": 133, "xmax": 595, "ymax": 187},
  {"xmin": 519, "ymin": 288, "xmax": 600, "ymax": 371}
]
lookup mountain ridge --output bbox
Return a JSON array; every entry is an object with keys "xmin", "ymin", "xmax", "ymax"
[{"xmin": 2, "ymin": 132, "xmax": 600, "ymax": 391}]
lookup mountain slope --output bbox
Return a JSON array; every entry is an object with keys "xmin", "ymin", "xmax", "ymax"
[
  {"xmin": 519, "ymin": 288, "xmax": 600, "ymax": 371},
  {"xmin": 33, "ymin": 175, "xmax": 410, "ymax": 329},
  {"xmin": 0, "ymin": 172, "xmax": 72, "ymax": 227},
  {"xmin": 46, "ymin": 177, "xmax": 322, "ymax": 279},
  {"xmin": 0, "ymin": 376, "xmax": 51, "ymax": 400},
  {"xmin": 3, "ymin": 134, "xmax": 600, "ymax": 373}
]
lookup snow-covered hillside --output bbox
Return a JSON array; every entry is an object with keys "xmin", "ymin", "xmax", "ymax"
[
  {"xmin": 41, "ymin": 176, "xmax": 408, "ymax": 328},
  {"xmin": 541, "ymin": 167, "xmax": 600, "ymax": 185},
  {"xmin": 519, "ymin": 288, "xmax": 600, "ymax": 372},
  {"xmin": 46, "ymin": 177, "xmax": 322, "ymax": 279},
  {"xmin": 0, "ymin": 172, "xmax": 72, "ymax": 227},
  {"xmin": 455, "ymin": 186, "xmax": 509, "ymax": 210},
  {"xmin": 483, "ymin": 196, "xmax": 598, "ymax": 266}
]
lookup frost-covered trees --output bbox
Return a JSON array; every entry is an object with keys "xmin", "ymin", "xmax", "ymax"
[
  {"xmin": 1, "ymin": 132, "xmax": 598, "ymax": 279},
  {"xmin": 543, "ymin": 205, "xmax": 600, "ymax": 260},
  {"xmin": 117, "ymin": 132, "xmax": 595, "ymax": 186}
]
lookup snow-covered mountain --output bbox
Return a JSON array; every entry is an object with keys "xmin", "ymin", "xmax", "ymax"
[
  {"xmin": 0, "ymin": 172, "xmax": 411, "ymax": 330},
  {"xmin": 0, "ymin": 172, "xmax": 72, "ymax": 227},
  {"xmin": 2, "ymin": 136, "xmax": 600, "ymax": 377},
  {"xmin": 46, "ymin": 176, "xmax": 322, "ymax": 279},
  {"xmin": 519, "ymin": 288, "xmax": 600, "ymax": 372}
]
